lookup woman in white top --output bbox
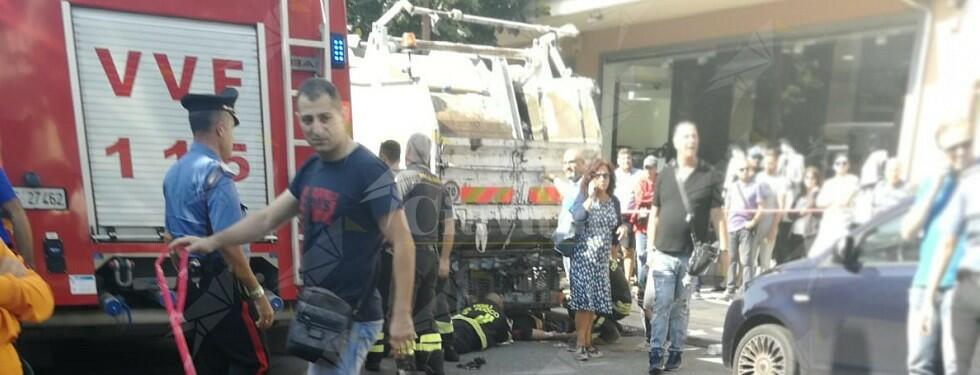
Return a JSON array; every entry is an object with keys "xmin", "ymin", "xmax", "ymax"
[{"xmin": 810, "ymin": 153, "xmax": 860, "ymax": 257}]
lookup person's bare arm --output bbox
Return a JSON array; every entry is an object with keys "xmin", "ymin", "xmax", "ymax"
[
  {"xmin": 378, "ymin": 209, "xmax": 417, "ymax": 350},
  {"xmin": 769, "ymin": 189, "xmax": 788, "ymax": 242},
  {"xmin": 645, "ymin": 206, "xmax": 660, "ymax": 264},
  {"xmin": 712, "ymin": 207, "xmax": 729, "ymax": 251},
  {"xmin": 923, "ymin": 236, "xmax": 956, "ymax": 301},
  {"xmin": 439, "ymin": 218, "xmax": 455, "ymax": 278},
  {"xmin": 171, "ymin": 192, "xmax": 300, "ymax": 253},
  {"xmin": 747, "ymin": 199, "xmax": 766, "ymax": 230},
  {"xmin": 920, "ymin": 236, "xmax": 957, "ymax": 335},
  {"xmin": 4, "ymin": 199, "xmax": 33, "ymax": 267},
  {"xmin": 530, "ymin": 329, "xmax": 574, "ymax": 341}
]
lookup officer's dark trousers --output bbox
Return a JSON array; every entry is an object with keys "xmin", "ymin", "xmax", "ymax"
[
  {"xmin": 413, "ymin": 246, "xmax": 445, "ymax": 375},
  {"xmin": 183, "ymin": 258, "xmax": 268, "ymax": 375}
]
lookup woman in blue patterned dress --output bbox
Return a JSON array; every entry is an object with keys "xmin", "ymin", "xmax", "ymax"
[{"xmin": 569, "ymin": 159, "xmax": 622, "ymax": 361}]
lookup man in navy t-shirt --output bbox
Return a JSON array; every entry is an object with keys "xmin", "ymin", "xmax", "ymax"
[
  {"xmin": 0, "ymin": 168, "xmax": 33, "ymax": 267},
  {"xmin": 173, "ymin": 78, "xmax": 418, "ymax": 375}
]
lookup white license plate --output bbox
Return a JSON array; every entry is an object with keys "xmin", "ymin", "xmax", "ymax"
[{"xmin": 14, "ymin": 187, "xmax": 68, "ymax": 210}]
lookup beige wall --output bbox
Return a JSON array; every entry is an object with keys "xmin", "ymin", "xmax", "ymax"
[
  {"xmin": 574, "ymin": 0, "xmax": 909, "ymax": 80},
  {"xmin": 903, "ymin": 0, "xmax": 980, "ymax": 182}
]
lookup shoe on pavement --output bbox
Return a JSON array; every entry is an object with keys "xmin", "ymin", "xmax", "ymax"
[
  {"xmin": 587, "ymin": 346, "xmax": 603, "ymax": 359},
  {"xmin": 565, "ymin": 339, "xmax": 579, "ymax": 352},
  {"xmin": 665, "ymin": 351, "xmax": 682, "ymax": 371},
  {"xmin": 575, "ymin": 347, "xmax": 589, "ymax": 361},
  {"xmin": 691, "ymin": 292, "xmax": 703, "ymax": 300},
  {"xmin": 649, "ymin": 348, "xmax": 665, "ymax": 374}
]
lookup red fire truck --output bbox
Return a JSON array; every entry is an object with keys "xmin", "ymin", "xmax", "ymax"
[{"xmin": 0, "ymin": 0, "xmax": 349, "ymax": 336}]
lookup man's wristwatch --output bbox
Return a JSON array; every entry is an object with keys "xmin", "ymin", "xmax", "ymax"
[{"xmin": 246, "ymin": 286, "xmax": 265, "ymax": 301}]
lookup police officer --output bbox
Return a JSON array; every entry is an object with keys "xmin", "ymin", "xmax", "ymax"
[
  {"xmin": 163, "ymin": 88, "xmax": 274, "ymax": 375},
  {"xmin": 395, "ymin": 133, "xmax": 456, "ymax": 375}
]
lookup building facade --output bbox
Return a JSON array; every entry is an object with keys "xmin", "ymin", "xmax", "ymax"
[{"xmin": 515, "ymin": 0, "xmax": 934, "ymax": 178}]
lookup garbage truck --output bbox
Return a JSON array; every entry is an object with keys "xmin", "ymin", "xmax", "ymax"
[{"xmin": 348, "ymin": 0, "xmax": 603, "ymax": 311}]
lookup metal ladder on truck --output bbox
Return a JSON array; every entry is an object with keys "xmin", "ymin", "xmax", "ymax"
[{"xmin": 279, "ymin": 0, "xmax": 338, "ymax": 286}]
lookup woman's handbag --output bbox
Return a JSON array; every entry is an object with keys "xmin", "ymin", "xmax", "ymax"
[{"xmin": 553, "ymin": 191, "xmax": 586, "ymax": 257}]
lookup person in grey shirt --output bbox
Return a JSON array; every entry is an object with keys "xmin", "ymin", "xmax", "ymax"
[
  {"xmin": 871, "ymin": 158, "xmax": 909, "ymax": 215},
  {"xmin": 920, "ymin": 129, "xmax": 978, "ymax": 375}
]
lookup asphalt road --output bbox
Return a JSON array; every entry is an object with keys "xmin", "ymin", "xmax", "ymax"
[{"xmin": 21, "ymin": 295, "xmax": 730, "ymax": 375}]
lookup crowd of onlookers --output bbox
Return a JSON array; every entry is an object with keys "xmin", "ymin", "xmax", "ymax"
[{"xmin": 552, "ymin": 117, "xmax": 979, "ymax": 374}]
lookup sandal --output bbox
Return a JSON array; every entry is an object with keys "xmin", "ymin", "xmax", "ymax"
[{"xmin": 587, "ymin": 346, "xmax": 603, "ymax": 358}]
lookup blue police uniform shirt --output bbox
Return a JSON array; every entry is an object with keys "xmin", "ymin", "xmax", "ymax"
[
  {"xmin": 163, "ymin": 142, "xmax": 248, "ymax": 260},
  {"xmin": 0, "ymin": 168, "xmax": 16, "ymax": 247},
  {"xmin": 288, "ymin": 145, "xmax": 401, "ymax": 322}
]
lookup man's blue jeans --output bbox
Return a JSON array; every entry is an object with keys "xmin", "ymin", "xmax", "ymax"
[
  {"xmin": 307, "ymin": 320, "xmax": 384, "ymax": 375},
  {"xmin": 645, "ymin": 250, "xmax": 694, "ymax": 356},
  {"xmin": 907, "ymin": 287, "xmax": 949, "ymax": 375}
]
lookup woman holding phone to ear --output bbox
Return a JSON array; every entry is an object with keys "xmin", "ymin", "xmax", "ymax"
[{"xmin": 567, "ymin": 159, "xmax": 621, "ymax": 362}]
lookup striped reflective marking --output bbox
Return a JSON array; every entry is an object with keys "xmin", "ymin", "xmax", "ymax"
[
  {"xmin": 527, "ymin": 186, "xmax": 561, "ymax": 205},
  {"xmin": 459, "ymin": 186, "xmax": 514, "ymax": 204},
  {"xmin": 436, "ymin": 320, "xmax": 455, "ymax": 335},
  {"xmin": 415, "ymin": 333, "xmax": 443, "ymax": 352}
]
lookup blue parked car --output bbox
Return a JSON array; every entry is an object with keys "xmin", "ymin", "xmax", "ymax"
[{"xmin": 722, "ymin": 198, "xmax": 919, "ymax": 374}]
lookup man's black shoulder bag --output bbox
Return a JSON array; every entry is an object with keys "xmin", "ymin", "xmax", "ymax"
[{"xmin": 286, "ymin": 265, "xmax": 376, "ymax": 365}]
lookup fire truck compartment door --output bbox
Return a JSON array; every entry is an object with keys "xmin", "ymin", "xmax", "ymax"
[{"xmin": 69, "ymin": 7, "xmax": 269, "ymax": 232}]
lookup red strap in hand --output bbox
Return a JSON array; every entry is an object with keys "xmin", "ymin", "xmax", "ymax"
[{"xmin": 155, "ymin": 247, "xmax": 196, "ymax": 375}]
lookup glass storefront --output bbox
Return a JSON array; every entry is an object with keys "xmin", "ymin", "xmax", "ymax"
[{"xmin": 599, "ymin": 20, "xmax": 920, "ymax": 173}]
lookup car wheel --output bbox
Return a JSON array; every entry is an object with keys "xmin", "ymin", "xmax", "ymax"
[{"xmin": 733, "ymin": 324, "xmax": 798, "ymax": 375}]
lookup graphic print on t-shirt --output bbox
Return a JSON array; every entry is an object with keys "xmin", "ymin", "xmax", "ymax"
[{"xmin": 301, "ymin": 186, "xmax": 340, "ymax": 226}]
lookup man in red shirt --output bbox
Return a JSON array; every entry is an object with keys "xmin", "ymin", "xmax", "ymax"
[
  {"xmin": 632, "ymin": 156, "xmax": 657, "ymax": 340},
  {"xmin": 632, "ymin": 156, "xmax": 658, "ymax": 289}
]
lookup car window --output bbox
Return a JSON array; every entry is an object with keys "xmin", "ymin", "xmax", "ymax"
[{"xmin": 858, "ymin": 213, "xmax": 920, "ymax": 264}]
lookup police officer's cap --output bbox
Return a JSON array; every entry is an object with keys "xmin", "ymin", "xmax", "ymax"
[{"xmin": 180, "ymin": 88, "xmax": 240, "ymax": 126}]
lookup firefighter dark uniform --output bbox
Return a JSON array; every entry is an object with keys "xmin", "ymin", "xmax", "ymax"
[
  {"xmin": 365, "ymin": 244, "xmax": 394, "ymax": 372},
  {"xmin": 163, "ymin": 89, "xmax": 268, "ymax": 375},
  {"xmin": 451, "ymin": 302, "xmax": 512, "ymax": 355},
  {"xmin": 593, "ymin": 259, "xmax": 632, "ymax": 343},
  {"xmin": 392, "ymin": 133, "xmax": 455, "ymax": 375}
]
